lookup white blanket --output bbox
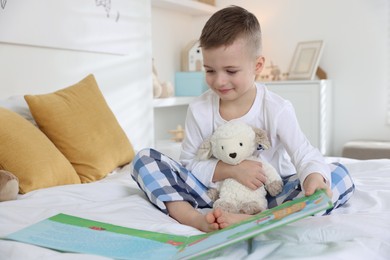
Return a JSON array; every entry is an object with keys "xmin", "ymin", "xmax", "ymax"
[{"xmin": 1, "ymin": 158, "xmax": 389, "ymax": 260}]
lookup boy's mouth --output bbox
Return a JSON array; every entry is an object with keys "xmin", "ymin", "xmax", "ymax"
[{"xmin": 218, "ymin": 88, "xmax": 232, "ymax": 95}]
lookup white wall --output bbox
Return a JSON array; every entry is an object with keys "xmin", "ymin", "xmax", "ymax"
[
  {"xmin": 151, "ymin": 8, "xmax": 203, "ymax": 84},
  {"xmin": 215, "ymin": 0, "xmax": 389, "ymax": 156},
  {"xmin": 1, "ymin": 1, "xmax": 388, "ymax": 155},
  {"xmin": 0, "ymin": 1, "xmax": 154, "ymax": 151},
  {"xmin": 152, "ymin": 0, "xmax": 390, "ymax": 156}
]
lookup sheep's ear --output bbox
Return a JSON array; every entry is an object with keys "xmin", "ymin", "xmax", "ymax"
[
  {"xmin": 197, "ymin": 139, "xmax": 213, "ymax": 160},
  {"xmin": 253, "ymin": 128, "xmax": 271, "ymax": 149}
]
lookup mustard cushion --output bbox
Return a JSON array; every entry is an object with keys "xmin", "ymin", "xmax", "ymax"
[
  {"xmin": 24, "ymin": 74, "xmax": 135, "ymax": 183},
  {"xmin": 0, "ymin": 108, "xmax": 80, "ymax": 193}
]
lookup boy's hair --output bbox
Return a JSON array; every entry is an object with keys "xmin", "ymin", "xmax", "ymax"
[{"xmin": 199, "ymin": 5, "xmax": 262, "ymax": 57}]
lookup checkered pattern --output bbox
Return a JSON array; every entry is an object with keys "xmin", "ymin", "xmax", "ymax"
[
  {"xmin": 328, "ymin": 162, "xmax": 356, "ymax": 211},
  {"xmin": 267, "ymin": 162, "xmax": 355, "ymax": 214},
  {"xmin": 131, "ymin": 148, "xmax": 212, "ymax": 214},
  {"xmin": 131, "ymin": 149, "xmax": 355, "ymax": 215}
]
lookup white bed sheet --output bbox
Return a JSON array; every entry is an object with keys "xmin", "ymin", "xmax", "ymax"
[{"xmin": 0, "ymin": 158, "xmax": 389, "ymax": 260}]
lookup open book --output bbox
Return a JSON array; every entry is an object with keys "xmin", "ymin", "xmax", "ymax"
[{"xmin": 3, "ymin": 190, "xmax": 332, "ymax": 260}]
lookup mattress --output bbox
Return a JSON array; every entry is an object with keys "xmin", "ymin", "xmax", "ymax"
[{"xmin": 0, "ymin": 157, "xmax": 389, "ymax": 260}]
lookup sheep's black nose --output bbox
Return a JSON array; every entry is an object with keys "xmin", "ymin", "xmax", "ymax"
[{"xmin": 229, "ymin": 153, "xmax": 237, "ymax": 159}]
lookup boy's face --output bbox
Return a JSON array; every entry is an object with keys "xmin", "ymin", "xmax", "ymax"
[{"xmin": 202, "ymin": 37, "xmax": 264, "ymax": 102}]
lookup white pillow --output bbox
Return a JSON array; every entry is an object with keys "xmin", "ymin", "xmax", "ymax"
[{"xmin": 0, "ymin": 95, "xmax": 36, "ymax": 126}]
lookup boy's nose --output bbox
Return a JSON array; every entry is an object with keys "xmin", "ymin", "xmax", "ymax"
[{"xmin": 215, "ymin": 73, "xmax": 228, "ymax": 86}]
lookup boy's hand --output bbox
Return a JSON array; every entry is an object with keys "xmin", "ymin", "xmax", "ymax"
[
  {"xmin": 303, "ymin": 172, "xmax": 332, "ymax": 198},
  {"xmin": 233, "ymin": 160, "xmax": 267, "ymax": 190}
]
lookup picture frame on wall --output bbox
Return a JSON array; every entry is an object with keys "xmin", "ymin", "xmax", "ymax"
[{"xmin": 288, "ymin": 41, "xmax": 324, "ymax": 80}]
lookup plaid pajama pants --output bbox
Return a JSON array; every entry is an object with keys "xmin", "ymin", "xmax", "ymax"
[{"xmin": 131, "ymin": 148, "xmax": 355, "ymax": 215}]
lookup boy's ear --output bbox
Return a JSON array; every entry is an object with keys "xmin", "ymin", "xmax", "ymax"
[
  {"xmin": 255, "ymin": 56, "xmax": 265, "ymax": 74},
  {"xmin": 197, "ymin": 139, "xmax": 213, "ymax": 160}
]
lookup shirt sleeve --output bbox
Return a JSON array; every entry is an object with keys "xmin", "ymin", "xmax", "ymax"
[
  {"xmin": 179, "ymin": 101, "xmax": 219, "ymax": 188},
  {"xmin": 275, "ymin": 101, "xmax": 331, "ymax": 186}
]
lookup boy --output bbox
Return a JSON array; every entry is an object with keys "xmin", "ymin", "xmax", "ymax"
[{"xmin": 131, "ymin": 5, "xmax": 354, "ymax": 232}]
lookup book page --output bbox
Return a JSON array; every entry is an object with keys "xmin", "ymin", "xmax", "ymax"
[
  {"xmin": 175, "ymin": 190, "xmax": 332, "ymax": 259},
  {"xmin": 6, "ymin": 219, "xmax": 178, "ymax": 259},
  {"xmin": 3, "ymin": 190, "xmax": 332, "ymax": 260}
]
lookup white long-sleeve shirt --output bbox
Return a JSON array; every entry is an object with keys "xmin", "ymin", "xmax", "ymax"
[{"xmin": 180, "ymin": 82, "xmax": 331, "ymax": 189}]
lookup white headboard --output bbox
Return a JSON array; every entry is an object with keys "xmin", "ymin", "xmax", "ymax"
[{"xmin": 0, "ymin": 0, "xmax": 153, "ymax": 150}]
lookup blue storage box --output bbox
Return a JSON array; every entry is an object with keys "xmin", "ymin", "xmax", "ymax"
[{"xmin": 175, "ymin": 72, "xmax": 208, "ymax": 96}]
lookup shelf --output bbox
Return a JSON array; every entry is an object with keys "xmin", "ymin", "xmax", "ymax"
[
  {"xmin": 153, "ymin": 96, "xmax": 196, "ymax": 108},
  {"xmin": 151, "ymin": 0, "xmax": 217, "ymax": 16},
  {"xmin": 262, "ymin": 80, "xmax": 328, "ymax": 86}
]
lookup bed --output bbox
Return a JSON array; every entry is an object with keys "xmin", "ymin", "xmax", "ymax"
[
  {"xmin": 0, "ymin": 77, "xmax": 389, "ymax": 260},
  {"xmin": 0, "ymin": 156, "xmax": 389, "ymax": 260},
  {"xmin": 0, "ymin": 112, "xmax": 389, "ymax": 259}
]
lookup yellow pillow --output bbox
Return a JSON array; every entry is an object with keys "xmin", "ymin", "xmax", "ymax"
[
  {"xmin": 0, "ymin": 108, "xmax": 80, "ymax": 193},
  {"xmin": 25, "ymin": 74, "xmax": 135, "ymax": 183}
]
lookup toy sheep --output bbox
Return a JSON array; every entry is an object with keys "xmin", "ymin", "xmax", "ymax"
[
  {"xmin": 197, "ymin": 121, "xmax": 283, "ymax": 214},
  {"xmin": 0, "ymin": 170, "xmax": 19, "ymax": 202}
]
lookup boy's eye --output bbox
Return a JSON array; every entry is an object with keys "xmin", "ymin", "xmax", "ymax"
[
  {"xmin": 206, "ymin": 70, "xmax": 215, "ymax": 74},
  {"xmin": 227, "ymin": 70, "xmax": 237, "ymax": 74}
]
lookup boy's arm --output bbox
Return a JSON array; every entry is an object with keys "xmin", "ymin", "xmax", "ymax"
[
  {"xmin": 180, "ymin": 104, "xmax": 219, "ymax": 188},
  {"xmin": 275, "ymin": 101, "xmax": 331, "ymax": 186},
  {"xmin": 213, "ymin": 160, "xmax": 267, "ymax": 190}
]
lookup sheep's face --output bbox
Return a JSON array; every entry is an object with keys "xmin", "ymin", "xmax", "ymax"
[{"xmin": 211, "ymin": 122, "xmax": 256, "ymax": 165}]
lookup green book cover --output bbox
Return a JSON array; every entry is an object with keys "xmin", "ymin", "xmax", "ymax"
[{"xmin": 3, "ymin": 189, "xmax": 332, "ymax": 260}]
